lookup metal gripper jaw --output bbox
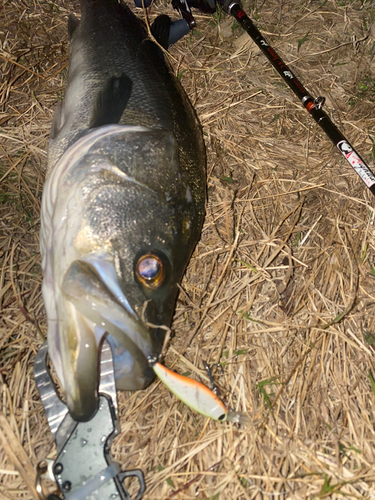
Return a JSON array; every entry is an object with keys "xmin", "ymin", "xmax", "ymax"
[{"xmin": 34, "ymin": 340, "xmax": 146, "ymax": 500}]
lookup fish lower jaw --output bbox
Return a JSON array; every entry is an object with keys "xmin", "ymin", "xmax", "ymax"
[
  {"xmin": 48, "ymin": 256, "xmax": 161, "ymax": 419},
  {"xmin": 105, "ymin": 334, "xmax": 156, "ymax": 390},
  {"xmin": 56, "ymin": 301, "xmax": 159, "ymax": 417}
]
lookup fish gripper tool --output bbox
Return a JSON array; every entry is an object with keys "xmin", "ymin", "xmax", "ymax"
[{"xmin": 34, "ymin": 340, "xmax": 145, "ymax": 500}]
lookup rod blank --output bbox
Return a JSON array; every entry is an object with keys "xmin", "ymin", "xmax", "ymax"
[{"xmin": 227, "ymin": 2, "xmax": 375, "ymax": 195}]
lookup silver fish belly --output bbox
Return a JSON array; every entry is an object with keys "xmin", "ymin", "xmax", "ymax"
[{"xmin": 40, "ymin": 0, "xmax": 206, "ymax": 421}]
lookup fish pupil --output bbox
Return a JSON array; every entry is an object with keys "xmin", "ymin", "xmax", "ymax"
[
  {"xmin": 138, "ymin": 257, "xmax": 160, "ymax": 280},
  {"xmin": 135, "ymin": 252, "xmax": 166, "ymax": 289}
]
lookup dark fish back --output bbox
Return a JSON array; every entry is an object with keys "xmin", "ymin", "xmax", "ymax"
[
  {"xmin": 50, "ymin": 0, "xmax": 205, "ymax": 230},
  {"xmin": 82, "ymin": 0, "xmax": 206, "ymax": 235}
]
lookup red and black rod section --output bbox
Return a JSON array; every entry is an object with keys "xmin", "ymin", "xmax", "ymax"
[{"xmin": 223, "ymin": 0, "xmax": 375, "ymax": 195}]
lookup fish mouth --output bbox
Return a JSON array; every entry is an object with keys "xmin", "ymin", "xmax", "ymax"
[{"xmin": 57, "ymin": 255, "xmax": 158, "ymax": 422}]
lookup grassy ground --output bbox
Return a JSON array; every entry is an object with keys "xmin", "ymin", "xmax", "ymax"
[{"xmin": 1, "ymin": 0, "xmax": 375, "ymax": 498}]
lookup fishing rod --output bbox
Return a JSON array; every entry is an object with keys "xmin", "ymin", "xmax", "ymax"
[{"xmin": 173, "ymin": 0, "xmax": 375, "ymax": 196}]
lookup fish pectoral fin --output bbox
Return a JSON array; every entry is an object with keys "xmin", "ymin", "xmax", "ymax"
[
  {"xmin": 89, "ymin": 74, "xmax": 133, "ymax": 128},
  {"xmin": 68, "ymin": 13, "xmax": 80, "ymax": 39},
  {"xmin": 150, "ymin": 15, "xmax": 171, "ymax": 50}
]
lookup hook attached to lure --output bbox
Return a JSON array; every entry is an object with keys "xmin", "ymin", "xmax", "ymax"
[{"xmin": 151, "ymin": 360, "xmax": 250, "ymax": 424}]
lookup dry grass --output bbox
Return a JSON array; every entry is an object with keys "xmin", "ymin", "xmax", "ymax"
[{"xmin": 1, "ymin": 0, "xmax": 375, "ymax": 498}]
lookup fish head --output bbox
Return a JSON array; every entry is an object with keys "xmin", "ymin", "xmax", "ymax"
[{"xmin": 41, "ymin": 125, "xmax": 204, "ymax": 421}]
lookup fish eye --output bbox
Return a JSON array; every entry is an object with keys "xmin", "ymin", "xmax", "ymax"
[{"xmin": 135, "ymin": 252, "xmax": 166, "ymax": 289}]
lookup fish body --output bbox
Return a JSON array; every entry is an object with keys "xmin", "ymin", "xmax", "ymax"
[{"xmin": 40, "ymin": 0, "xmax": 205, "ymax": 421}]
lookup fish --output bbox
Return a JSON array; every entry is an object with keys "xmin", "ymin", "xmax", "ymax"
[{"xmin": 40, "ymin": 0, "xmax": 206, "ymax": 422}]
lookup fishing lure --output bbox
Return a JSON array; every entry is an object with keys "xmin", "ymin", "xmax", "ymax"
[
  {"xmin": 153, "ymin": 362, "xmax": 228, "ymax": 421},
  {"xmin": 153, "ymin": 362, "xmax": 250, "ymax": 424}
]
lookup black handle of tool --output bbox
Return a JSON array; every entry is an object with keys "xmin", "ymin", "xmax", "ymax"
[
  {"xmin": 118, "ymin": 469, "xmax": 146, "ymax": 500},
  {"xmin": 217, "ymin": 0, "xmax": 375, "ymax": 196}
]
